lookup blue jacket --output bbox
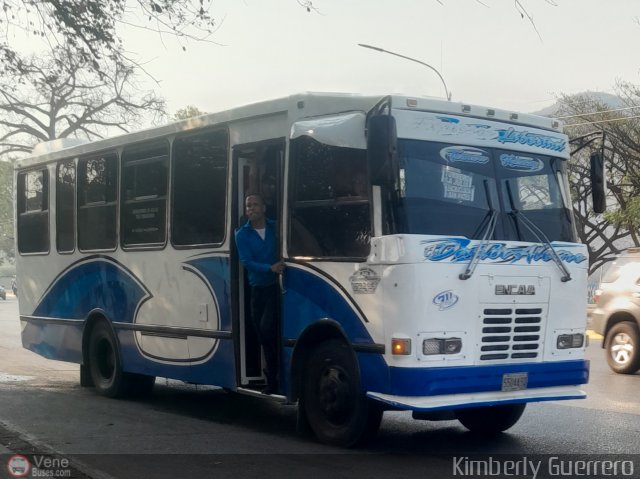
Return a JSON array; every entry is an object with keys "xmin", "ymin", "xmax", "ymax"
[{"xmin": 235, "ymin": 218, "xmax": 278, "ymax": 287}]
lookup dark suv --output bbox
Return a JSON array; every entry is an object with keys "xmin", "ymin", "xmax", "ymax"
[{"xmin": 591, "ymin": 250, "xmax": 640, "ymax": 374}]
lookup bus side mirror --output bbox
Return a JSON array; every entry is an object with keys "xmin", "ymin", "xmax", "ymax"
[
  {"xmin": 590, "ymin": 151, "xmax": 606, "ymax": 214},
  {"xmin": 367, "ymin": 115, "xmax": 398, "ymax": 187}
]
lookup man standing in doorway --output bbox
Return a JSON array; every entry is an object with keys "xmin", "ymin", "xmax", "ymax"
[{"xmin": 235, "ymin": 193, "xmax": 285, "ymax": 394}]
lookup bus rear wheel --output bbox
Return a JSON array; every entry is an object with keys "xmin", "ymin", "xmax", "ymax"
[
  {"xmin": 302, "ymin": 339, "xmax": 382, "ymax": 447},
  {"xmin": 87, "ymin": 321, "xmax": 155, "ymax": 398},
  {"xmin": 455, "ymin": 403, "xmax": 526, "ymax": 434},
  {"xmin": 88, "ymin": 321, "xmax": 127, "ymax": 398}
]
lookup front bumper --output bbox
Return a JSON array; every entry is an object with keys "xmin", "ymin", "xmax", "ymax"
[
  {"xmin": 367, "ymin": 385, "xmax": 586, "ymax": 411},
  {"xmin": 380, "ymin": 360, "xmax": 589, "ymax": 400}
]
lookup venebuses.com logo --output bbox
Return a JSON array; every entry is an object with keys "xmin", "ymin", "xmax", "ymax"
[
  {"xmin": 6, "ymin": 455, "xmax": 30, "ymax": 478},
  {"xmin": 6, "ymin": 454, "xmax": 72, "ymax": 477}
]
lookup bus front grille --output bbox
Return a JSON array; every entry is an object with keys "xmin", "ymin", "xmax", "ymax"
[{"xmin": 478, "ymin": 307, "xmax": 544, "ymax": 362}]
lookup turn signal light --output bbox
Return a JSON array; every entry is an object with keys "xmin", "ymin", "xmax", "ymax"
[{"xmin": 392, "ymin": 338, "xmax": 411, "ymax": 355}]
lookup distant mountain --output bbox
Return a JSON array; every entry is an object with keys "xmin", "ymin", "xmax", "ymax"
[{"xmin": 531, "ymin": 91, "xmax": 624, "ymax": 117}]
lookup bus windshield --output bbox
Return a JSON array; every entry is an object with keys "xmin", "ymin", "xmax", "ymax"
[{"xmin": 397, "ymin": 139, "xmax": 576, "ymax": 242}]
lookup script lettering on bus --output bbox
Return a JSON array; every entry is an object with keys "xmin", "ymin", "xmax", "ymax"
[
  {"xmin": 421, "ymin": 238, "xmax": 587, "ymax": 265},
  {"xmin": 497, "ymin": 127, "xmax": 567, "ymax": 153},
  {"xmin": 411, "ymin": 116, "xmax": 497, "ymax": 141}
]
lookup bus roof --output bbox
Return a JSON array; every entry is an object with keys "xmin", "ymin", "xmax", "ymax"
[{"xmin": 15, "ymin": 92, "xmax": 564, "ymax": 170}]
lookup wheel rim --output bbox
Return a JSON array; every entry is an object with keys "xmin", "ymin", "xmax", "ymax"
[
  {"xmin": 610, "ymin": 332, "xmax": 634, "ymax": 365},
  {"xmin": 317, "ymin": 365, "xmax": 354, "ymax": 426},
  {"xmin": 95, "ymin": 337, "xmax": 116, "ymax": 380}
]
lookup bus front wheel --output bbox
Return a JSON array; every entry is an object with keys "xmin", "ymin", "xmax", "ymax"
[
  {"xmin": 302, "ymin": 339, "xmax": 382, "ymax": 447},
  {"xmin": 455, "ymin": 403, "xmax": 526, "ymax": 434}
]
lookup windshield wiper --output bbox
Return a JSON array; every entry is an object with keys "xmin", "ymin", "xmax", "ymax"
[
  {"xmin": 505, "ymin": 180, "xmax": 572, "ymax": 282},
  {"xmin": 460, "ymin": 180, "xmax": 498, "ymax": 280}
]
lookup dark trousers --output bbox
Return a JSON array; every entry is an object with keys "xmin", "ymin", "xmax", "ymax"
[{"xmin": 250, "ymin": 284, "xmax": 279, "ymax": 386}]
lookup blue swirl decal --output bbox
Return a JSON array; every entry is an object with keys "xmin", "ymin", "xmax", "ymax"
[
  {"xmin": 441, "ymin": 146, "xmax": 489, "ymax": 164},
  {"xmin": 421, "ymin": 238, "xmax": 587, "ymax": 264},
  {"xmin": 500, "ymin": 154, "xmax": 543, "ymax": 172},
  {"xmin": 497, "ymin": 128, "xmax": 566, "ymax": 153},
  {"xmin": 183, "ymin": 256, "xmax": 231, "ymax": 330},
  {"xmin": 33, "ymin": 257, "xmax": 149, "ymax": 321}
]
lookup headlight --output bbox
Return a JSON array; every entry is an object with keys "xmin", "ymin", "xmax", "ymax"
[
  {"xmin": 557, "ymin": 333, "xmax": 584, "ymax": 349},
  {"xmin": 423, "ymin": 337, "xmax": 462, "ymax": 355}
]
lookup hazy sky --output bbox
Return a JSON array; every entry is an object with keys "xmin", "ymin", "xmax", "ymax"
[{"xmin": 118, "ymin": 1, "xmax": 640, "ymax": 115}]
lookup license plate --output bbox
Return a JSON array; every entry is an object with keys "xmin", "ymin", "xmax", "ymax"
[{"xmin": 501, "ymin": 372, "xmax": 528, "ymax": 391}]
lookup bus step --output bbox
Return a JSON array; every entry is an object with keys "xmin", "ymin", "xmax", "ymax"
[{"xmin": 236, "ymin": 387, "xmax": 288, "ymax": 403}]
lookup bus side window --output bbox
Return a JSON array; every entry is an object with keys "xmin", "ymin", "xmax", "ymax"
[
  {"xmin": 56, "ymin": 160, "xmax": 76, "ymax": 253},
  {"xmin": 17, "ymin": 168, "xmax": 50, "ymax": 254},
  {"xmin": 288, "ymin": 136, "xmax": 371, "ymax": 259},
  {"xmin": 121, "ymin": 141, "xmax": 169, "ymax": 248},
  {"xmin": 77, "ymin": 153, "xmax": 118, "ymax": 251},
  {"xmin": 172, "ymin": 129, "xmax": 228, "ymax": 246}
]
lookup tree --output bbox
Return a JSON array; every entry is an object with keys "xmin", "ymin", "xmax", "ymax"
[
  {"xmin": 559, "ymin": 84, "xmax": 640, "ymax": 273},
  {"xmin": 0, "ymin": 1, "xmax": 218, "ymax": 76},
  {"xmin": 0, "ymin": 45, "xmax": 166, "ymax": 159},
  {"xmin": 173, "ymin": 105, "xmax": 207, "ymax": 121},
  {"xmin": 0, "ymin": 44, "xmax": 166, "ymax": 263}
]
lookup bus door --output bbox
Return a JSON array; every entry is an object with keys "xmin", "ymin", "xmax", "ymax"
[{"xmin": 231, "ymin": 139, "xmax": 285, "ymax": 390}]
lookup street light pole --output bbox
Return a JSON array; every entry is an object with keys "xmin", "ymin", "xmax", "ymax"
[{"xmin": 358, "ymin": 43, "xmax": 452, "ymax": 101}]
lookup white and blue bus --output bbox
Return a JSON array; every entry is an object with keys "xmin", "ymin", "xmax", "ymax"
[{"xmin": 15, "ymin": 93, "xmax": 597, "ymax": 446}]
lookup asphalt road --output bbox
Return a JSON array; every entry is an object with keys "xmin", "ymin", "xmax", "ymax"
[{"xmin": 1, "ymin": 297, "xmax": 639, "ymax": 478}]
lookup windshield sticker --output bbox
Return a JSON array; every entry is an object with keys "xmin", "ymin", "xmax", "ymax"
[
  {"xmin": 440, "ymin": 146, "xmax": 490, "ymax": 164},
  {"xmin": 421, "ymin": 238, "xmax": 587, "ymax": 264},
  {"xmin": 349, "ymin": 268, "xmax": 381, "ymax": 294},
  {"xmin": 497, "ymin": 127, "xmax": 566, "ymax": 153},
  {"xmin": 442, "ymin": 168, "xmax": 475, "ymax": 202},
  {"xmin": 500, "ymin": 154, "xmax": 544, "ymax": 172},
  {"xmin": 433, "ymin": 290, "xmax": 459, "ymax": 311}
]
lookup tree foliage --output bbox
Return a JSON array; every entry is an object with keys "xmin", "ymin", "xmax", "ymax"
[
  {"xmin": 559, "ymin": 83, "xmax": 640, "ymax": 273},
  {"xmin": 173, "ymin": 105, "xmax": 206, "ymax": 121},
  {"xmin": 0, "ymin": 45, "xmax": 166, "ymax": 159},
  {"xmin": 1, "ymin": 0, "xmax": 217, "ymax": 75},
  {"xmin": 0, "ymin": 44, "xmax": 166, "ymax": 263}
]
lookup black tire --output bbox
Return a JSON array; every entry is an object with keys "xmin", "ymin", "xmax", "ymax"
[
  {"xmin": 455, "ymin": 403, "xmax": 526, "ymax": 434},
  {"xmin": 605, "ymin": 321, "xmax": 640, "ymax": 374},
  {"xmin": 88, "ymin": 321, "xmax": 156, "ymax": 398},
  {"xmin": 88, "ymin": 321, "xmax": 128, "ymax": 398},
  {"xmin": 302, "ymin": 339, "xmax": 382, "ymax": 447}
]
